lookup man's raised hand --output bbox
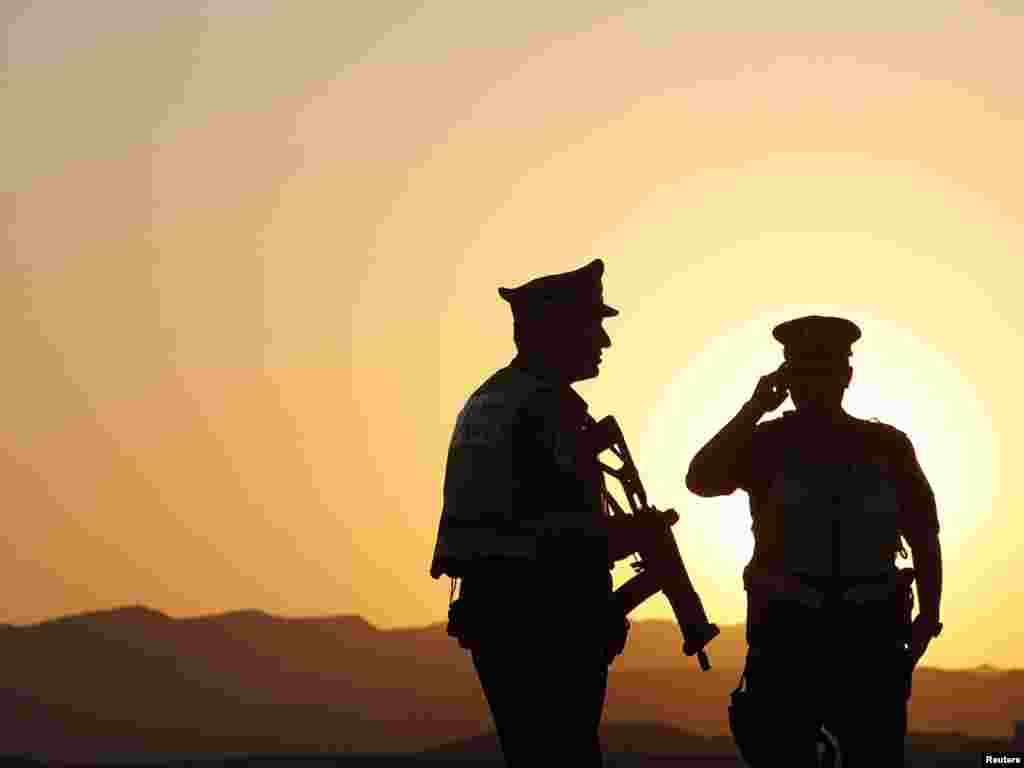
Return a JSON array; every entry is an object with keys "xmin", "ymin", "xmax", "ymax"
[{"xmin": 749, "ymin": 363, "xmax": 789, "ymax": 414}]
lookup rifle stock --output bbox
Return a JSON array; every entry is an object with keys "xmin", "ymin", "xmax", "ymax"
[{"xmin": 588, "ymin": 414, "xmax": 720, "ymax": 671}]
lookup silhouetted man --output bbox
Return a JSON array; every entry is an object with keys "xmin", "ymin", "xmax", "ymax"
[
  {"xmin": 686, "ymin": 316, "xmax": 943, "ymax": 767},
  {"xmin": 430, "ymin": 259, "xmax": 642, "ymax": 766}
]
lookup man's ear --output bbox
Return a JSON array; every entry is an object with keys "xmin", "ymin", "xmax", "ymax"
[{"xmin": 844, "ymin": 365, "xmax": 853, "ymax": 388}]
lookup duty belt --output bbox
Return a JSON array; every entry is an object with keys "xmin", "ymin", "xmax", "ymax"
[{"xmin": 744, "ymin": 566, "xmax": 915, "ymax": 610}]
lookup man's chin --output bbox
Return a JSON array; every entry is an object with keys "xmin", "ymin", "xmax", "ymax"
[{"xmin": 572, "ymin": 362, "xmax": 601, "ymax": 382}]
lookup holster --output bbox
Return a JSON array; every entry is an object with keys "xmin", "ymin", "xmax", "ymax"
[{"xmin": 728, "ymin": 670, "xmax": 771, "ymax": 768}]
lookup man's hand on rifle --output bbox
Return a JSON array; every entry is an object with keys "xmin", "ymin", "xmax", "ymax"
[
  {"xmin": 606, "ymin": 516, "xmax": 645, "ymax": 562},
  {"xmin": 606, "ymin": 508, "xmax": 678, "ymax": 563}
]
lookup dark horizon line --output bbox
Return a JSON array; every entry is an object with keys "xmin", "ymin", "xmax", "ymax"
[
  {"xmin": 5, "ymin": 603, "xmax": 716, "ymax": 631},
  {"xmin": 3, "ymin": 604, "xmax": 1018, "ymax": 674}
]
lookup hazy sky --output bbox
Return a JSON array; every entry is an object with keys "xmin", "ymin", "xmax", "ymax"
[{"xmin": 6, "ymin": 0, "xmax": 1023, "ymax": 669}]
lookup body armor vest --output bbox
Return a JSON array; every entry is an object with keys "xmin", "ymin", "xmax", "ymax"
[{"xmin": 749, "ymin": 416, "xmax": 904, "ymax": 581}]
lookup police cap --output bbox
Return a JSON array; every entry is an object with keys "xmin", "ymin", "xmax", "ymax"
[
  {"xmin": 772, "ymin": 315, "xmax": 861, "ymax": 363},
  {"xmin": 498, "ymin": 259, "xmax": 619, "ymax": 321}
]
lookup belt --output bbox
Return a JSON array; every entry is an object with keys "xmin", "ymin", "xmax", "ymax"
[{"xmin": 745, "ymin": 566, "xmax": 915, "ymax": 609}]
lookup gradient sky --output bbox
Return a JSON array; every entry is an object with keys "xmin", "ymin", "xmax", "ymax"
[{"xmin": 6, "ymin": 0, "xmax": 1023, "ymax": 669}]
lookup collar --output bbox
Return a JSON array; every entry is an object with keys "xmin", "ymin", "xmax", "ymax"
[
  {"xmin": 782, "ymin": 408, "xmax": 853, "ymax": 425},
  {"xmin": 508, "ymin": 355, "xmax": 590, "ymax": 417}
]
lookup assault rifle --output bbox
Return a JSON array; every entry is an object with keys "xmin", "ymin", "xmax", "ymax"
[{"xmin": 586, "ymin": 414, "xmax": 720, "ymax": 671}]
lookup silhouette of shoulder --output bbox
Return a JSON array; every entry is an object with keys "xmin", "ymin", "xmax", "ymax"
[
  {"xmin": 761, "ymin": 411, "xmax": 911, "ymax": 443},
  {"xmin": 846, "ymin": 414, "xmax": 905, "ymax": 435},
  {"xmin": 740, "ymin": 413, "xmax": 918, "ymax": 481},
  {"xmin": 844, "ymin": 415, "xmax": 917, "ymax": 454},
  {"xmin": 451, "ymin": 366, "xmax": 558, "ymax": 450},
  {"xmin": 840, "ymin": 416, "xmax": 939, "ymax": 532}
]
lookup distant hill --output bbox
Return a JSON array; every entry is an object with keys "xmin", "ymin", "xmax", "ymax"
[{"xmin": 1, "ymin": 606, "xmax": 1022, "ymax": 762}]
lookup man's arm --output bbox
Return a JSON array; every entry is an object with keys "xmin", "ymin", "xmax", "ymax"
[
  {"xmin": 906, "ymin": 528, "xmax": 942, "ymax": 625},
  {"xmin": 685, "ymin": 365, "xmax": 788, "ymax": 497},
  {"xmin": 686, "ymin": 400, "xmax": 762, "ymax": 496},
  {"xmin": 905, "ymin": 526, "xmax": 942, "ymax": 666},
  {"xmin": 896, "ymin": 432, "xmax": 943, "ymax": 664}
]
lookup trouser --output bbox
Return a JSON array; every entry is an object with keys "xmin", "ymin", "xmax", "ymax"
[
  {"xmin": 471, "ymin": 638, "xmax": 608, "ymax": 767},
  {"xmin": 743, "ymin": 597, "xmax": 910, "ymax": 768}
]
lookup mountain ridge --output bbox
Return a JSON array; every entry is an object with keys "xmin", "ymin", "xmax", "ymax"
[
  {"xmin": 9, "ymin": 605, "xmax": 1022, "ymax": 673},
  {"xmin": 2, "ymin": 605, "xmax": 1020, "ymax": 762}
]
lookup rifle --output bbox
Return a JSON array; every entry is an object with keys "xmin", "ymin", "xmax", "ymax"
[{"xmin": 586, "ymin": 414, "xmax": 720, "ymax": 671}]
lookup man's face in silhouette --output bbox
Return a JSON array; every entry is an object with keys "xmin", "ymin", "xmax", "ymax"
[
  {"xmin": 566, "ymin": 316, "xmax": 612, "ymax": 382},
  {"xmin": 520, "ymin": 314, "xmax": 611, "ymax": 383},
  {"xmin": 785, "ymin": 360, "xmax": 852, "ymax": 413}
]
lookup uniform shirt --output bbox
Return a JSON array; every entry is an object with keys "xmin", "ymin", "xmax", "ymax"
[
  {"xmin": 729, "ymin": 411, "xmax": 939, "ymax": 581},
  {"xmin": 430, "ymin": 361, "xmax": 610, "ymax": 592}
]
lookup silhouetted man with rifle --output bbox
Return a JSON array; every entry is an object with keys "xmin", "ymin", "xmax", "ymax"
[
  {"xmin": 686, "ymin": 316, "xmax": 943, "ymax": 767},
  {"xmin": 430, "ymin": 260, "xmax": 717, "ymax": 766}
]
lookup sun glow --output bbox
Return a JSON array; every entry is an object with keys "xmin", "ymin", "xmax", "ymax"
[{"xmin": 618, "ymin": 285, "xmax": 997, "ymax": 627}]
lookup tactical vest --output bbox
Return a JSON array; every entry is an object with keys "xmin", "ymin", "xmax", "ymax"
[
  {"xmin": 430, "ymin": 365, "xmax": 607, "ymax": 581},
  {"xmin": 749, "ymin": 418, "xmax": 903, "ymax": 581}
]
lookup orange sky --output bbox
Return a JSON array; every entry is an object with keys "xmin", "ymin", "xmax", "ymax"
[{"xmin": 6, "ymin": 1, "xmax": 1023, "ymax": 669}]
